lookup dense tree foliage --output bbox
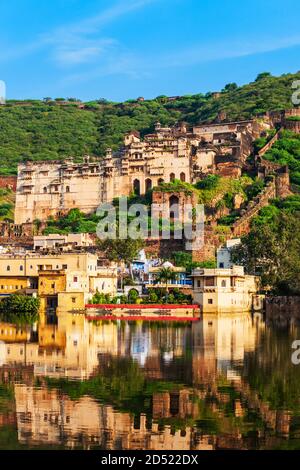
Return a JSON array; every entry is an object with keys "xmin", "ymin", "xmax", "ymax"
[
  {"xmin": 0, "ymin": 294, "xmax": 40, "ymax": 324},
  {"xmin": 0, "ymin": 71, "xmax": 299, "ymax": 175},
  {"xmin": 262, "ymin": 130, "xmax": 300, "ymax": 189},
  {"xmin": 0, "ymin": 188, "xmax": 14, "ymax": 221},
  {"xmin": 44, "ymin": 208, "xmax": 100, "ymax": 234},
  {"xmin": 232, "ymin": 198, "xmax": 300, "ymax": 294},
  {"xmin": 98, "ymin": 238, "xmax": 144, "ymax": 267}
]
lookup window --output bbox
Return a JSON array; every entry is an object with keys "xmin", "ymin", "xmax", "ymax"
[
  {"xmin": 66, "ymin": 186, "xmax": 70, "ymax": 193},
  {"xmin": 204, "ymin": 277, "xmax": 215, "ymax": 287},
  {"xmin": 43, "ymin": 187, "xmax": 47, "ymax": 194},
  {"xmin": 197, "ymin": 280, "xmax": 201, "ymax": 287},
  {"xmin": 51, "ymin": 283, "xmax": 55, "ymax": 289},
  {"xmin": 62, "ymin": 264, "xmax": 68, "ymax": 269},
  {"xmin": 20, "ymin": 266, "xmax": 23, "ymax": 271},
  {"xmin": 6, "ymin": 266, "xmax": 10, "ymax": 271},
  {"xmin": 73, "ymin": 276, "xmax": 78, "ymax": 283},
  {"xmin": 133, "ymin": 179, "xmax": 140, "ymax": 196},
  {"xmin": 208, "ymin": 299, "xmax": 213, "ymax": 304},
  {"xmin": 145, "ymin": 178, "xmax": 152, "ymax": 192},
  {"xmin": 72, "ymin": 297, "xmax": 76, "ymax": 304},
  {"xmin": 221, "ymin": 280, "xmax": 226, "ymax": 287},
  {"xmin": 219, "ymin": 262, "xmax": 224, "ymax": 268}
]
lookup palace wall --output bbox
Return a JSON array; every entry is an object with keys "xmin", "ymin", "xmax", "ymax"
[{"xmin": 14, "ymin": 119, "xmax": 268, "ymax": 224}]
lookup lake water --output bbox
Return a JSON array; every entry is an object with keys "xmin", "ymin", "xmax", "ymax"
[{"xmin": 0, "ymin": 313, "xmax": 300, "ymax": 450}]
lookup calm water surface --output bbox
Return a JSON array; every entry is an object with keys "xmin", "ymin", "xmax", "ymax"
[{"xmin": 0, "ymin": 313, "xmax": 300, "ymax": 450}]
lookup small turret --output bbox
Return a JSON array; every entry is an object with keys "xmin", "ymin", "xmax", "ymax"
[{"xmin": 105, "ymin": 148, "xmax": 112, "ymax": 159}]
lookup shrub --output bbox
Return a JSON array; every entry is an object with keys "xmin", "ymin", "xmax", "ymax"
[{"xmin": 0, "ymin": 295, "xmax": 40, "ymax": 324}]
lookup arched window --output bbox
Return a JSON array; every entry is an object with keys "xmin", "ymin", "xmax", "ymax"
[
  {"xmin": 158, "ymin": 178, "xmax": 164, "ymax": 185},
  {"xmin": 145, "ymin": 178, "xmax": 152, "ymax": 192},
  {"xmin": 221, "ymin": 280, "xmax": 226, "ymax": 287},
  {"xmin": 133, "ymin": 179, "xmax": 140, "ymax": 196},
  {"xmin": 169, "ymin": 195, "xmax": 179, "ymax": 220},
  {"xmin": 43, "ymin": 187, "xmax": 47, "ymax": 194},
  {"xmin": 66, "ymin": 186, "xmax": 70, "ymax": 193},
  {"xmin": 170, "ymin": 173, "xmax": 175, "ymax": 182},
  {"xmin": 180, "ymin": 172, "xmax": 186, "ymax": 182}
]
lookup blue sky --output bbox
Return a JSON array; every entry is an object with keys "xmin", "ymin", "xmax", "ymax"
[{"xmin": 1, "ymin": 0, "xmax": 300, "ymax": 101}]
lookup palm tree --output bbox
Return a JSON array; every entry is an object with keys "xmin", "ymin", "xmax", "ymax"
[{"xmin": 156, "ymin": 267, "xmax": 178, "ymax": 303}]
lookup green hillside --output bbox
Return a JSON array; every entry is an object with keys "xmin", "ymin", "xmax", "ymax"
[{"xmin": 0, "ymin": 70, "xmax": 299, "ymax": 175}]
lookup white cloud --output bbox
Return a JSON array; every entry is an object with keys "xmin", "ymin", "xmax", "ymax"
[
  {"xmin": 0, "ymin": 0, "xmax": 159, "ymax": 66},
  {"xmin": 61, "ymin": 33, "xmax": 300, "ymax": 84},
  {"xmin": 52, "ymin": 38, "xmax": 117, "ymax": 66}
]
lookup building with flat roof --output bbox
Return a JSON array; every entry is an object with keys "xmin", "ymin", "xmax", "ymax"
[
  {"xmin": 0, "ymin": 251, "xmax": 118, "ymax": 321},
  {"xmin": 192, "ymin": 266, "xmax": 261, "ymax": 313},
  {"xmin": 33, "ymin": 233, "xmax": 94, "ymax": 251}
]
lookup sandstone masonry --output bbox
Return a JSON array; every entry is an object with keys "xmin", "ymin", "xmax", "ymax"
[{"xmin": 14, "ymin": 119, "xmax": 267, "ymax": 224}]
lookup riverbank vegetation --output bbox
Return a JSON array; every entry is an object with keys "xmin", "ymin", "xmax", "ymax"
[
  {"xmin": 89, "ymin": 287, "xmax": 192, "ymax": 306},
  {"xmin": 232, "ymin": 196, "xmax": 300, "ymax": 294},
  {"xmin": 0, "ymin": 294, "xmax": 40, "ymax": 324}
]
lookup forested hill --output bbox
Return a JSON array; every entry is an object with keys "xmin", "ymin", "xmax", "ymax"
[{"xmin": 0, "ymin": 70, "xmax": 299, "ymax": 175}]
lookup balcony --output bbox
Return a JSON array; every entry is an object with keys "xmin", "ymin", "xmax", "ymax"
[{"xmin": 149, "ymin": 168, "xmax": 164, "ymax": 176}]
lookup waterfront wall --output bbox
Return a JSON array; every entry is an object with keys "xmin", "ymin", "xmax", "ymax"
[
  {"xmin": 266, "ymin": 296, "xmax": 300, "ymax": 322},
  {"xmin": 85, "ymin": 304, "xmax": 200, "ymax": 321}
]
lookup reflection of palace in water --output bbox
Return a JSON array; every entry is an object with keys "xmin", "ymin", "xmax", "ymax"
[
  {"xmin": 0, "ymin": 313, "xmax": 263, "ymax": 380},
  {"xmin": 0, "ymin": 314, "xmax": 293, "ymax": 450}
]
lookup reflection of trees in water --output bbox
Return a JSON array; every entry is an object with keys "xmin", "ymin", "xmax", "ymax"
[
  {"xmin": 43, "ymin": 342, "xmax": 299, "ymax": 449},
  {"xmin": 244, "ymin": 323, "xmax": 300, "ymax": 412},
  {"xmin": 2, "ymin": 319, "xmax": 300, "ymax": 449}
]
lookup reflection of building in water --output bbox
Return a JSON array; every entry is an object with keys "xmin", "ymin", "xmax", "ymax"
[
  {"xmin": 13, "ymin": 381, "xmax": 291, "ymax": 450},
  {"xmin": 191, "ymin": 314, "xmax": 264, "ymax": 384},
  {"xmin": 0, "ymin": 314, "xmax": 293, "ymax": 450},
  {"xmin": 1, "ymin": 313, "xmax": 264, "ymax": 383},
  {"xmin": 2, "ymin": 314, "xmax": 120, "ymax": 380},
  {"xmin": 14, "ymin": 384, "xmax": 215, "ymax": 450},
  {"xmin": 0, "ymin": 322, "xmax": 31, "ymax": 343}
]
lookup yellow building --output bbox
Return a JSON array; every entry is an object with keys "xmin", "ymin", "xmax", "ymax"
[
  {"xmin": 0, "ymin": 276, "xmax": 31, "ymax": 295},
  {"xmin": 0, "ymin": 252, "xmax": 118, "ymax": 322},
  {"xmin": 0, "ymin": 251, "xmax": 99, "ymax": 277}
]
